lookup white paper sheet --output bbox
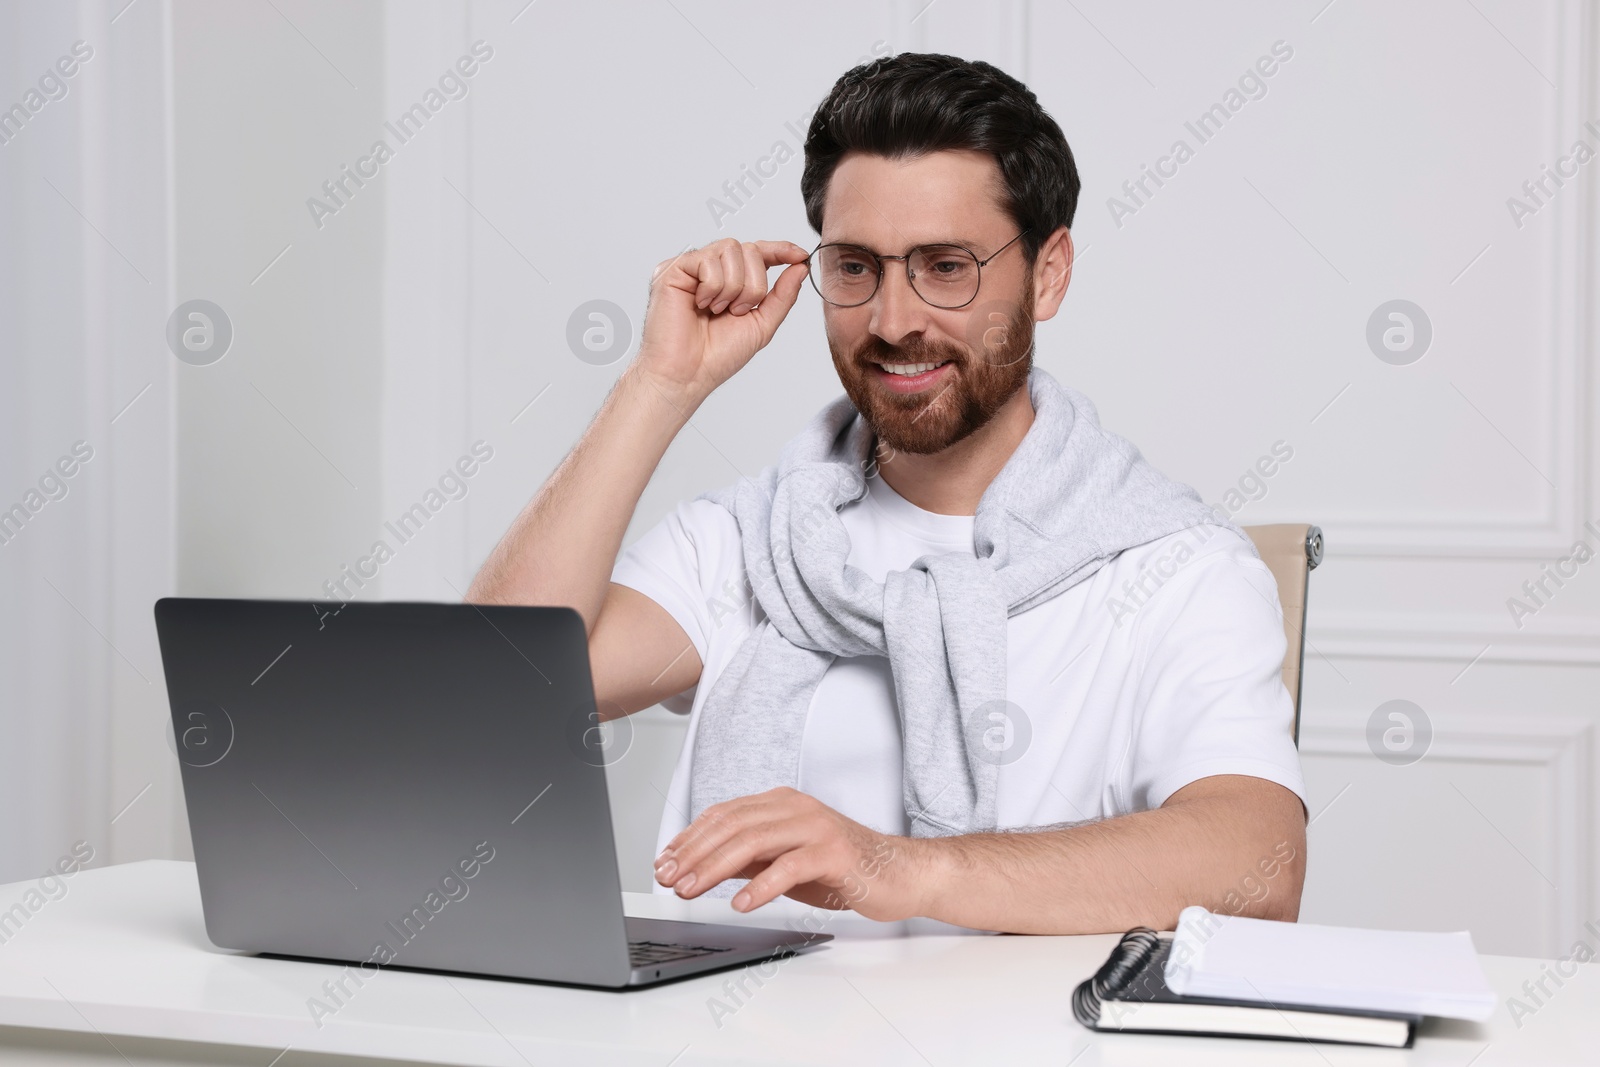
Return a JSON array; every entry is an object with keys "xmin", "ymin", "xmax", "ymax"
[{"xmin": 1164, "ymin": 906, "xmax": 1497, "ymax": 1021}]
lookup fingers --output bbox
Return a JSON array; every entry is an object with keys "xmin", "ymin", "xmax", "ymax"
[
  {"xmin": 733, "ymin": 847, "xmax": 833, "ymax": 911},
  {"xmin": 660, "ymin": 813, "xmax": 817, "ymax": 899},
  {"xmin": 748, "ymin": 260, "xmax": 809, "ymax": 338},
  {"xmin": 661, "ymin": 786, "xmax": 797, "ymax": 854},
  {"xmin": 658, "ymin": 793, "xmax": 776, "ymax": 873},
  {"xmin": 656, "ymin": 788, "xmax": 800, "ymax": 891},
  {"xmin": 711, "ymin": 241, "xmax": 745, "ymax": 313},
  {"xmin": 654, "ymin": 787, "xmax": 896, "ymax": 914},
  {"xmin": 681, "ymin": 238, "xmax": 810, "ymax": 316},
  {"xmin": 751, "ymin": 239, "xmax": 811, "ymax": 265},
  {"xmin": 693, "ymin": 249, "xmax": 725, "ymax": 311},
  {"xmin": 728, "ymin": 243, "xmax": 768, "ymax": 315}
]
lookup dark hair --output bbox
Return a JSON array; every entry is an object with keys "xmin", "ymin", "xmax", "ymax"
[{"xmin": 801, "ymin": 52, "xmax": 1079, "ymax": 265}]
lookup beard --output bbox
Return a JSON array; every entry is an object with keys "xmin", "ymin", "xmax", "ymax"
[{"xmin": 828, "ymin": 289, "xmax": 1035, "ymax": 456}]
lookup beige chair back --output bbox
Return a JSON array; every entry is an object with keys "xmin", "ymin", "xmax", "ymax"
[{"xmin": 1240, "ymin": 524, "xmax": 1322, "ymax": 746}]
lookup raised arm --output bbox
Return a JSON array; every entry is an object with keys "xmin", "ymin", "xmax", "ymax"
[{"xmin": 466, "ymin": 239, "xmax": 810, "ymax": 713}]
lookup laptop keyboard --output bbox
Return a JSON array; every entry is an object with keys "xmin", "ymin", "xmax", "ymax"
[{"xmin": 629, "ymin": 940, "xmax": 734, "ymax": 967}]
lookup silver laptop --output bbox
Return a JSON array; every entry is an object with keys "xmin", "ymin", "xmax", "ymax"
[{"xmin": 153, "ymin": 597, "xmax": 830, "ymax": 988}]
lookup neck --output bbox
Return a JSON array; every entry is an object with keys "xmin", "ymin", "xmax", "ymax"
[{"xmin": 875, "ymin": 384, "xmax": 1036, "ymax": 516}]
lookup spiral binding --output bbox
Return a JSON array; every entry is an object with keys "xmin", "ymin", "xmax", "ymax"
[{"xmin": 1070, "ymin": 926, "xmax": 1162, "ymax": 1029}]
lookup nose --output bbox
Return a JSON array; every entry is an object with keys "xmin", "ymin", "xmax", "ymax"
[{"xmin": 868, "ymin": 261, "xmax": 931, "ymax": 347}]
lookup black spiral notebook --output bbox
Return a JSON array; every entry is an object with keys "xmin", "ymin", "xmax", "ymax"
[{"xmin": 1072, "ymin": 927, "xmax": 1423, "ymax": 1048}]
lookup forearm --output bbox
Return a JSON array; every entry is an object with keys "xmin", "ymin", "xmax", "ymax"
[
  {"xmin": 466, "ymin": 369, "xmax": 696, "ymax": 630},
  {"xmin": 911, "ymin": 777, "xmax": 1306, "ymax": 935},
  {"xmin": 469, "ymin": 237, "xmax": 810, "ymax": 627}
]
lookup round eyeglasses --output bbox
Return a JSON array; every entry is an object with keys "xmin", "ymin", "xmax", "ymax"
[{"xmin": 806, "ymin": 230, "xmax": 1029, "ymax": 310}]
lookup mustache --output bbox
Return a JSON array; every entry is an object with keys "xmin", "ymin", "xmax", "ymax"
[{"xmin": 852, "ymin": 336, "xmax": 966, "ymax": 367}]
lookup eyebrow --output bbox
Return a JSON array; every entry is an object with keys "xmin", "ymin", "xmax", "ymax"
[{"xmin": 825, "ymin": 236, "xmax": 991, "ymax": 254}]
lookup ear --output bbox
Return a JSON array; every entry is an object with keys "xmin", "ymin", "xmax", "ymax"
[{"xmin": 1030, "ymin": 226, "xmax": 1073, "ymax": 322}]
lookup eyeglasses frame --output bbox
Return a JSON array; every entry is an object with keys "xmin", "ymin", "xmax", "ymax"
[{"xmin": 806, "ymin": 229, "xmax": 1031, "ymax": 310}]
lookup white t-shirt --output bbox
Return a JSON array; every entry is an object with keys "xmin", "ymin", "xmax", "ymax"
[{"xmin": 610, "ymin": 470, "xmax": 1306, "ymax": 893}]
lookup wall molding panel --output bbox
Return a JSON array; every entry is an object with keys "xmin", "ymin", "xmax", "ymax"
[{"xmin": 1301, "ymin": 713, "xmax": 1593, "ymax": 956}]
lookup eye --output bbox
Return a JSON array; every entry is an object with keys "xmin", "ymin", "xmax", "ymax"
[
  {"xmin": 830, "ymin": 249, "xmax": 877, "ymax": 276},
  {"xmin": 916, "ymin": 249, "xmax": 975, "ymax": 277}
]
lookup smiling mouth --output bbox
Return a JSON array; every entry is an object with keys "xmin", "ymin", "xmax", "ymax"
[{"xmin": 873, "ymin": 360, "xmax": 953, "ymax": 376}]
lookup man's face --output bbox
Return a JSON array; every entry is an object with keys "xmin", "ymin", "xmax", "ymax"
[{"xmin": 818, "ymin": 150, "xmax": 1036, "ymax": 456}]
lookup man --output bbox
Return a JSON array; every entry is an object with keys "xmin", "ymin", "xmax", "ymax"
[{"xmin": 468, "ymin": 53, "xmax": 1306, "ymax": 935}]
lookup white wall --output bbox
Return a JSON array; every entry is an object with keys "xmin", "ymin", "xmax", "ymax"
[
  {"xmin": 391, "ymin": 0, "xmax": 1597, "ymax": 957},
  {"xmin": 0, "ymin": 0, "xmax": 177, "ymax": 883},
  {"xmin": 172, "ymin": 0, "xmax": 388, "ymax": 612},
  {"xmin": 2, "ymin": 0, "xmax": 1595, "ymax": 961}
]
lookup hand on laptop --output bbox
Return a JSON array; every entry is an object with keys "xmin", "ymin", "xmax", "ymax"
[
  {"xmin": 654, "ymin": 786, "xmax": 922, "ymax": 920},
  {"xmin": 634, "ymin": 238, "xmax": 811, "ymax": 408}
]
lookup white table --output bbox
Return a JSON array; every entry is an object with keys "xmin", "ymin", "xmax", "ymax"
[{"xmin": 0, "ymin": 861, "xmax": 1591, "ymax": 1065}]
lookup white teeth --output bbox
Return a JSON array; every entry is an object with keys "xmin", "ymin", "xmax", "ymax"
[{"xmin": 877, "ymin": 362, "xmax": 947, "ymax": 376}]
